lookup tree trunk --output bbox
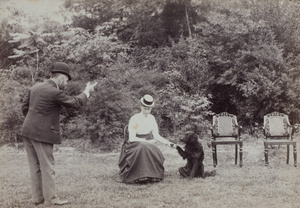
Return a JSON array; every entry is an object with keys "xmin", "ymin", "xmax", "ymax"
[{"xmin": 185, "ymin": 4, "xmax": 192, "ymax": 39}]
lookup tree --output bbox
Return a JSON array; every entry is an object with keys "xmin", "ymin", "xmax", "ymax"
[
  {"xmin": 1, "ymin": 0, "xmax": 300, "ymax": 147},
  {"xmin": 191, "ymin": 0, "xmax": 300, "ymax": 129}
]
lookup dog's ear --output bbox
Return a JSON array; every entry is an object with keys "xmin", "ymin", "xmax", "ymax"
[
  {"xmin": 182, "ymin": 131, "xmax": 197, "ymax": 143},
  {"xmin": 189, "ymin": 132, "xmax": 198, "ymax": 143}
]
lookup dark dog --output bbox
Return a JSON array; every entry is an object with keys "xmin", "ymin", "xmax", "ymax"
[{"xmin": 176, "ymin": 131, "xmax": 215, "ymax": 178}]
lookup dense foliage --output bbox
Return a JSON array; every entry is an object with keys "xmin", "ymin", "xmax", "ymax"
[{"xmin": 0, "ymin": 0, "xmax": 299, "ymax": 150}]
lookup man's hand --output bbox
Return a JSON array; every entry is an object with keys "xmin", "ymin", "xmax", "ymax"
[
  {"xmin": 86, "ymin": 82, "xmax": 97, "ymax": 92},
  {"xmin": 84, "ymin": 81, "xmax": 98, "ymax": 98}
]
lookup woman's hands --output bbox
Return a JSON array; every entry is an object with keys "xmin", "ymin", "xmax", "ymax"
[{"xmin": 168, "ymin": 142, "xmax": 177, "ymax": 148}]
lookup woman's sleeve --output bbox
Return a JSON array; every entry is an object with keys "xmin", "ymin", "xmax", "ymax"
[
  {"xmin": 128, "ymin": 117, "xmax": 136, "ymax": 142},
  {"xmin": 128, "ymin": 116, "xmax": 145, "ymax": 142}
]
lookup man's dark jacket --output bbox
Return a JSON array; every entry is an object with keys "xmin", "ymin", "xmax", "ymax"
[{"xmin": 21, "ymin": 79, "xmax": 88, "ymax": 144}]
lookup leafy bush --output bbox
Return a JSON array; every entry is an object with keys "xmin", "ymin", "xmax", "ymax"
[
  {"xmin": 0, "ymin": 78, "xmax": 26, "ymax": 144},
  {"xmin": 1, "ymin": 0, "xmax": 300, "ymax": 150}
]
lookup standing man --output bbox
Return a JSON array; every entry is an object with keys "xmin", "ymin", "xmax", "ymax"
[{"xmin": 20, "ymin": 62, "xmax": 97, "ymax": 206}]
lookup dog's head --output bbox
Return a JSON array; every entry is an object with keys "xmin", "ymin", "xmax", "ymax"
[{"xmin": 180, "ymin": 131, "xmax": 198, "ymax": 144}]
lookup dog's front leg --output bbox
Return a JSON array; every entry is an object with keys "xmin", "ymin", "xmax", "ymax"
[{"xmin": 176, "ymin": 146, "xmax": 188, "ymax": 159}]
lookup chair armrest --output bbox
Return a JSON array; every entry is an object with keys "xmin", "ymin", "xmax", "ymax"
[
  {"xmin": 238, "ymin": 126, "xmax": 242, "ymax": 136},
  {"xmin": 210, "ymin": 126, "xmax": 214, "ymax": 135},
  {"xmin": 262, "ymin": 127, "xmax": 269, "ymax": 139},
  {"xmin": 294, "ymin": 125, "xmax": 299, "ymax": 133},
  {"xmin": 291, "ymin": 125, "xmax": 298, "ymax": 136},
  {"xmin": 210, "ymin": 126, "xmax": 218, "ymax": 138},
  {"xmin": 262, "ymin": 127, "xmax": 266, "ymax": 135}
]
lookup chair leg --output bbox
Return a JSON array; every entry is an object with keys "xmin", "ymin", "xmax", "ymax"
[
  {"xmin": 215, "ymin": 145, "xmax": 218, "ymax": 166},
  {"xmin": 264, "ymin": 144, "xmax": 269, "ymax": 166},
  {"xmin": 212, "ymin": 144, "xmax": 216, "ymax": 167},
  {"xmin": 239, "ymin": 143, "xmax": 243, "ymax": 168},
  {"xmin": 235, "ymin": 144, "xmax": 238, "ymax": 165},
  {"xmin": 287, "ymin": 145, "xmax": 290, "ymax": 164},
  {"xmin": 294, "ymin": 144, "xmax": 297, "ymax": 167}
]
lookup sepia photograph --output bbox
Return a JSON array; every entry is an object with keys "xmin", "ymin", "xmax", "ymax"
[{"xmin": 0, "ymin": 0, "xmax": 299, "ymax": 207}]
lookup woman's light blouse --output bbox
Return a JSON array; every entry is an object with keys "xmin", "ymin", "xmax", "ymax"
[{"xmin": 128, "ymin": 112, "xmax": 169, "ymax": 144}]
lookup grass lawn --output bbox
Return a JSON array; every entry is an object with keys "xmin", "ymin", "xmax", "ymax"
[{"xmin": 0, "ymin": 134, "xmax": 299, "ymax": 208}]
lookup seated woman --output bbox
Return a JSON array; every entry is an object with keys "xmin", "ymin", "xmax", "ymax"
[{"xmin": 118, "ymin": 94, "xmax": 175, "ymax": 184}]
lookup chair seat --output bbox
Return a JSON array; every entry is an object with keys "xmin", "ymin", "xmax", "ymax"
[
  {"xmin": 264, "ymin": 140, "xmax": 296, "ymax": 145},
  {"xmin": 212, "ymin": 140, "xmax": 243, "ymax": 145},
  {"xmin": 212, "ymin": 136, "xmax": 238, "ymax": 140}
]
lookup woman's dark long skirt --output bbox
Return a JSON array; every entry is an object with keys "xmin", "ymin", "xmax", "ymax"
[{"xmin": 118, "ymin": 141, "xmax": 165, "ymax": 183}]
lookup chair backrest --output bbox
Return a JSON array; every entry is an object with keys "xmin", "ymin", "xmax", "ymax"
[
  {"xmin": 123, "ymin": 125, "xmax": 129, "ymax": 142},
  {"xmin": 212, "ymin": 112, "xmax": 238, "ymax": 136},
  {"xmin": 264, "ymin": 112, "xmax": 290, "ymax": 137}
]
